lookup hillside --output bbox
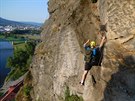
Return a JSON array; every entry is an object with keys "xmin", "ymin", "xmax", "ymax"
[
  {"xmin": 0, "ymin": 17, "xmax": 42, "ymax": 27},
  {"xmin": 18, "ymin": 0, "xmax": 135, "ymax": 101}
]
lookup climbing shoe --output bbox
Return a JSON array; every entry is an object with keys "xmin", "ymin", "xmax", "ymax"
[{"xmin": 79, "ymin": 82, "xmax": 84, "ymax": 86}]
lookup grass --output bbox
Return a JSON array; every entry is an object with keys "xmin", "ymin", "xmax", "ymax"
[
  {"xmin": 0, "ymin": 33, "xmax": 39, "ymax": 47},
  {"xmin": 0, "ymin": 34, "xmax": 26, "ymax": 46},
  {"xmin": 23, "ymin": 85, "xmax": 32, "ymax": 96},
  {"xmin": 0, "ymin": 34, "xmax": 26, "ymax": 41},
  {"xmin": 14, "ymin": 43, "xmax": 26, "ymax": 50},
  {"xmin": 65, "ymin": 86, "xmax": 83, "ymax": 101},
  {"xmin": 0, "ymin": 34, "xmax": 40, "ymax": 41},
  {"xmin": 21, "ymin": 34, "xmax": 40, "ymax": 40},
  {"xmin": 0, "ymin": 35, "xmax": 5, "ymax": 39}
]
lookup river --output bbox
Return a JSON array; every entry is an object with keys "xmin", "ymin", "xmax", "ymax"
[{"xmin": 0, "ymin": 41, "xmax": 13, "ymax": 87}]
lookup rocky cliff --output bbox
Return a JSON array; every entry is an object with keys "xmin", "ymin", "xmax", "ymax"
[{"xmin": 30, "ymin": 0, "xmax": 135, "ymax": 101}]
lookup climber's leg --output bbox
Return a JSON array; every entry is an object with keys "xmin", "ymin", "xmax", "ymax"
[
  {"xmin": 80, "ymin": 62, "xmax": 92, "ymax": 85},
  {"xmin": 80, "ymin": 70, "xmax": 89, "ymax": 85}
]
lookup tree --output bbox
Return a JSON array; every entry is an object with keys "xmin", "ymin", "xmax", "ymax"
[
  {"xmin": 7, "ymin": 57, "xmax": 14, "ymax": 68},
  {"xmin": 25, "ymin": 42, "xmax": 36, "ymax": 56},
  {"xmin": 14, "ymin": 49, "xmax": 29, "ymax": 68},
  {"xmin": 6, "ymin": 42, "xmax": 36, "ymax": 81}
]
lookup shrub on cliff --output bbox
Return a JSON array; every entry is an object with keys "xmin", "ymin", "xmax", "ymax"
[
  {"xmin": 65, "ymin": 86, "xmax": 83, "ymax": 101},
  {"xmin": 6, "ymin": 42, "xmax": 36, "ymax": 81}
]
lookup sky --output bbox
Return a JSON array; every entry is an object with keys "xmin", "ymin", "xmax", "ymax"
[{"xmin": 0, "ymin": 0, "xmax": 49, "ymax": 23}]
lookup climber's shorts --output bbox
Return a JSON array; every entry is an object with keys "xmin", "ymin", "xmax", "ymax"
[{"xmin": 84, "ymin": 62, "xmax": 95, "ymax": 70}]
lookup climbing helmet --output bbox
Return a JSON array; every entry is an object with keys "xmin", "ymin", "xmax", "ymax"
[{"xmin": 90, "ymin": 41, "xmax": 96, "ymax": 47}]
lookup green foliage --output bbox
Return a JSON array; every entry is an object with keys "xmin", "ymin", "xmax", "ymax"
[
  {"xmin": 65, "ymin": 87, "xmax": 83, "ymax": 101},
  {"xmin": 0, "ymin": 34, "xmax": 5, "ymax": 39},
  {"xmin": 7, "ymin": 48, "xmax": 29, "ymax": 69},
  {"xmin": 11, "ymin": 29, "xmax": 41, "ymax": 35},
  {"xmin": 26, "ymin": 56, "xmax": 32, "ymax": 67},
  {"xmin": 31, "ymin": 30, "xmax": 42, "ymax": 35},
  {"xmin": 0, "ymin": 33, "xmax": 27, "ymax": 42},
  {"xmin": 65, "ymin": 86, "xmax": 70, "ymax": 100},
  {"xmin": 7, "ymin": 57, "xmax": 14, "ymax": 69},
  {"xmin": 6, "ymin": 42, "xmax": 36, "ymax": 81},
  {"xmin": 6, "ymin": 68, "xmax": 27, "ymax": 81},
  {"xmin": 0, "ymin": 29, "xmax": 41, "ymax": 43},
  {"xmin": 23, "ymin": 85, "xmax": 32, "ymax": 96},
  {"xmin": 5, "ymin": 69, "xmax": 16, "ymax": 81},
  {"xmin": 14, "ymin": 43, "xmax": 26, "ymax": 50},
  {"xmin": 11, "ymin": 29, "xmax": 31, "ymax": 34},
  {"xmin": 25, "ymin": 42, "xmax": 36, "ymax": 55},
  {"xmin": 7, "ymin": 42, "xmax": 36, "ymax": 69}
]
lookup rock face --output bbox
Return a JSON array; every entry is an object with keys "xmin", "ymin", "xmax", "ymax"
[{"xmin": 30, "ymin": 0, "xmax": 135, "ymax": 101}]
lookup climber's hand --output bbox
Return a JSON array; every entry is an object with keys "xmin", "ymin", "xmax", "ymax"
[
  {"xmin": 102, "ymin": 36, "xmax": 106, "ymax": 40},
  {"xmin": 102, "ymin": 36, "xmax": 107, "ymax": 43},
  {"xmin": 84, "ymin": 39, "xmax": 90, "ymax": 47},
  {"xmin": 86, "ymin": 39, "xmax": 90, "ymax": 43}
]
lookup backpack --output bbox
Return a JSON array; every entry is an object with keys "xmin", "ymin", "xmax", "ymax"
[
  {"xmin": 84, "ymin": 46, "xmax": 103, "ymax": 66},
  {"xmin": 84, "ymin": 46, "xmax": 93, "ymax": 62}
]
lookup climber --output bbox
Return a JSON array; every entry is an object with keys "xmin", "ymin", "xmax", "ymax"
[{"xmin": 80, "ymin": 34, "xmax": 106, "ymax": 86}]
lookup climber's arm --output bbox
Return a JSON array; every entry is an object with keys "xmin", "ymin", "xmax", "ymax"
[
  {"xmin": 99, "ymin": 36, "xmax": 106, "ymax": 48},
  {"xmin": 83, "ymin": 39, "xmax": 90, "ymax": 47}
]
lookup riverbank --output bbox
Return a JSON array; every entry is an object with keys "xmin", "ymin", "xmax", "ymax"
[{"xmin": 0, "ymin": 34, "xmax": 27, "ymax": 45}]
